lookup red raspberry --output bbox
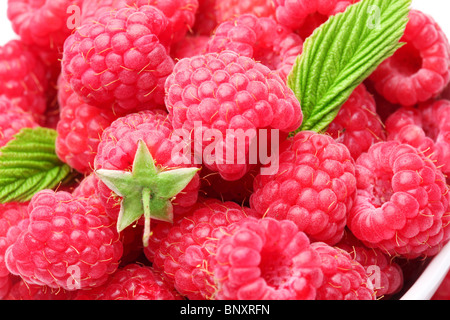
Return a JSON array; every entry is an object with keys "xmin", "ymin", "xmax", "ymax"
[
  {"xmin": 327, "ymin": 84, "xmax": 386, "ymax": 160},
  {"xmin": 7, "ymin": 0, "xmax": 80, "ymax": 51},
  {"xmin": 165, "ymin": 50, "xmax": 302, "ymax": 181},
  {"xmin": 0, "ymin": 97, "xmax": 38, "ymax": 148},
  {"xmin": 311, "ymin": 242, "xmax": 376, "ymax": 300},
  {"xmin": 274, "ymin": 0, "xmax": 357, "ymax": 39},
  {"xmin": 386, "ymin": 99, "xmax": 450, "ymax": 179},
  {"xmin": 5, "ymin": 189, "xmax": 123, "ymax": 290},
  {"xmin": 368, "ymin": 10, "xmax": 450, "ymax": 107},
  {"xmin": 55, "ymin": 82, "xmax": 118, "ymax": 174},
  {"xmin": 0, "ymin": 40, "xmax": 48, "ymax": 120},
  {"xmin": 348, "ymin": 141, "xmax": 450, "ymax": 259},
  {"xmin": 75, "ymin": 264, "xmax": 182, "ymax": 300},
  {"xmin": 211, "ymin": 217, "xmax": 324, "ymax": 300},
  {"xmin": 150, "ymin": 198, "xmax": 260, "ymax": 299},
  {"xmin": 0, "ymin": 202, "xmax": 29, "ymax": 299},
  {"xmin": 94, "ymin": 110, "xmax": 200, "ymax": 220},
  {"xmin": 206, "ymin": 14, "xmax": 303, "ymax": 80},
  {"xmin": 336, "ymin": 231, "xmax": 404, "ymax": 298},
  {"xmin": 250, "ymin": 131, "xmax": 357, "ymax": 245},
  {"xmin": 214, "ymin": 0, "xmax": 275, "ymax": 24},
  {"xmin": 61, "ymin": 5, "xmax": 174, "ymax": 115},
  {"xmin": 5, "ymin": 279, "xmax": 75, "ymax": 300}
]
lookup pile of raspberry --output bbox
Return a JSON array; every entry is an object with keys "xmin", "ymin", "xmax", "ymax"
[{"xmin": 0, "ymin": 0, "xmax": 450, "ymax": 301}]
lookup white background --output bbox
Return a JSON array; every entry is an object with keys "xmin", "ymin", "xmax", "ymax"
[{"xmin": 0, "ymin": 0, "xmax": 449, "ymax": 45}]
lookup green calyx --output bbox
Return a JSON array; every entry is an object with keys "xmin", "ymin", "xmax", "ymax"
[{"xmin": 95, "ymin": 140, "xmax": 199, "ymax": 247}]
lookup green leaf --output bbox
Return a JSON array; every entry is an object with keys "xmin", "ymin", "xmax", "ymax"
[
  {"xmin": 288, "ymin": 0, "xmax": 411, "ymax": 133},
  {"xmin": 0, "ymin": 127, "xmax": 74, "ymax": 203}
]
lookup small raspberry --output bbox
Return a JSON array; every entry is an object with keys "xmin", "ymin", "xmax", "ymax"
[
  {"xmin": 0, "ymin": 97, "xmax": 38, "ymax": 148},
  {"xmin": 165, "ymin": 50, "xmax": 302, "ymax": 181},
  {"xmin": 56, "ymin": 82, "xmax": 118, "ymax": 174},
  {"xmin": 311, "ymin": 242, "xmax": 376, "ymax": 300},
  {"xmin": 94, "ymin": 110, "xmax": 200, "ymax": 220},
  {"xmin": 5, "ymin": 190, "xmax": 124, "ymax": 290},
  {"xmin": 0, "ymin": 40, "xmax": 48, "ymax": 120},
  {"xmin": 368, "ymin": 9, "xmax": 450, "ymax": 106},
  {"xmin": 250, "ymin": 131, "xmax": 357, "ymax": 245},
  {"xmin": 214, "ymin": 0, "xmax": 275, "ymax": 24},
  {"xmin": 211, "ymin": 217, "xmax": 324, "ymax": 300},
  {"xmin": 62, "ymin": 4, "xmax": 174, "ymax": 114},
  {"xmin": 150, "ymin": 198, "xmax": 260, "ymax": 299},
  {"xmin": 327, "ymin": 84, "xmax": 386, "ymax": 160},
  {"xmin": 348, "ymin": 141, "xmax": 450, "ymax": 259},
  {"xmin": 0, "ymin": 202, "xmax": 29, "ymax": 299},
  {"xmin": 336, "ymin": 231, "xmax": 404, "ymax": 298},
  {"xmin": 7, "ymin": 0, "xmax": 80, "ymax": 51},
  {"xmin": 75, "ymin": 264, "xmax": 183, "ymax": 300},
  {"xmin": 5, "ymin": 279, "xmax": 75, "ymax": 300},
  {"xmin": 385, "ymin": 99, "xmax": 450, "ymax": 178},
  {"xmin": 274, "ymin": 0, "xmax": 358, "ymax": 39},
  {"xmin": 206, "ymin": 14, "xmax": 303, "ymax": 80}
]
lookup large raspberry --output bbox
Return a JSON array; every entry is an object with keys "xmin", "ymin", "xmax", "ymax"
[
  {"xmin": 206, "ymin": 14, "xmax": 303, "ymax": 80},
  {"xmin": 7, "ymin": 0, "xmax": 81, "ymax": 51},
  {"xmin": 0, "ymin": 97, "xmax": 38, "ymax": 148},
  {"xmin": 336, "ymin": 231, "xmax": 404, "ymax": 298},
  {"xmin": 250, "ymin": 131, "xmax": 357, "ymax": 245},
  {"xmin": 5, "ymin": 190, "xmax": 123, "ymax": 290},
  {"xmin": 0, "ymin": 202, "xmax": 29, "ymax": 299},
  {"xmin": 214, "ymin": 0, "xmax": 275, "ymax": 24},
  {"xmin": 62, "ymin": 5, "xmax": 174, "ymax": 115},
  {"xmin": 348, "ymin": 141, "xmax": 450, "ymax": 259},
  {"xmin": 311, "ymin": 242, "xmax": 375, "ymax": 300},
  {"xmin": 74, "ymin": 263, "xmax": 183, "ymax": 300},
  {"xmin": 385, "ymin": 99, "xmax": 450, "ymax": 178},
  {"xmin": 327, "ymin": 84, "xmax": 386, "ymax": 160},
  {"xmin": 5, "ymin": 279, "xmax": 75, "ymax": 300},
  {"xmin": 165, "ymin": 50, "xmax": 302, "ymax": 181},
  {"xmin": 368, "ymin": 9, "xmax": 450, "ymax": 106},
  {"xmin": 56, "ymin": 81, "xmax": 118, "ymax": 174},
  {"xmin": 274, "ymin": 0, "xmax": 357, "ymax": 39},
  {"xmin": 150, "ymin": 198, "xmax": 260, "ymax": 299},
  {"xmin": 210, "ymin": 217, "xmax": 324, "ymax": 300},
  {"xmin": 0, "ymin": 40, "xmax": 48, "ymax": 120}
]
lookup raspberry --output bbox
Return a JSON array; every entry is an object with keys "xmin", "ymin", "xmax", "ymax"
[
  {"xmin": 211, "ymin": 217, "xmax": 324, "ymax": 300},
  {"xmin": 74, "ymin": 263, "xmax": 182, "ymax": 300},
  {"xmin": 150, "ymin": 198, "xmax": 260, "ymax": 299},
  {"xmin": 94, "ymin": 110, "xmax": 200, "ymax": 221},
  {"xmin": 206, "ymin": 14, "xmax": 303, "ymax": 80},
  {"xmin": 5, "ymin": 189, "xmax": 124, "ymax": 290},
  {"xmin": 5, "ymin": 279, "xmax": 75, "ymax": 300},
  {"xmin": 336, "ymin": 231, "xmax": 404, "ymax": 298},
  {"xmin": 0, "ymin": 40, "xmax": 48, "ymax": 120},
  {"xmin": 165, "ymin": 50, "xmax": 303, "ymax": 181},
  {"xmin": 192, "ymin": 0, "xmax": 217, "ymax": 36},
  {"xmin": 250, "ymin": 131, "xmax": 357, "ymax": 245},
  {"xmin": 0, "ymin": 97, "xmax": 38, "ymax": 148},
  {"xmin": 348, "ymin": 141, "xmax": 450, "ymax": 259},
  {"xmin": 0, "ymin": 202, "xmax": 29, "ymax": 299},
  {"xmin": 274, "ymin": 0, "xmax": 357, "ymax": 39},
  {"xmin": 61, "ymin": 5, "xmax": 174, "ymax": 115},
  {"xmin": 7, "ymin": 0, "xmax": 80, "ymax": 51},
  {"xmin": 55, "ymin": 82, "xmax": 118, "ymax": 174},
  {"xmin": 368, "ymin": 10, "xmax": 450, "ymax": 106},
  {"xmin": 311, "ymin": 242, "xmax": 376, "ymax": 300},
  {"xmin": 385, "ymin": 99, "xmax": 450, "ymax": 178},
  {"xmin": 214, "ymin": 0, "xmax": 275, "ymax": 24},
  {"xmin": 327, "ymin": 84, "xmax": 386, "ymax": 160}
]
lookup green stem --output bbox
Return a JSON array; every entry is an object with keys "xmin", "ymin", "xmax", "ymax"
[{"xmin": 142, "ymin": 187, "xmax": 151, "ymax": 247}]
